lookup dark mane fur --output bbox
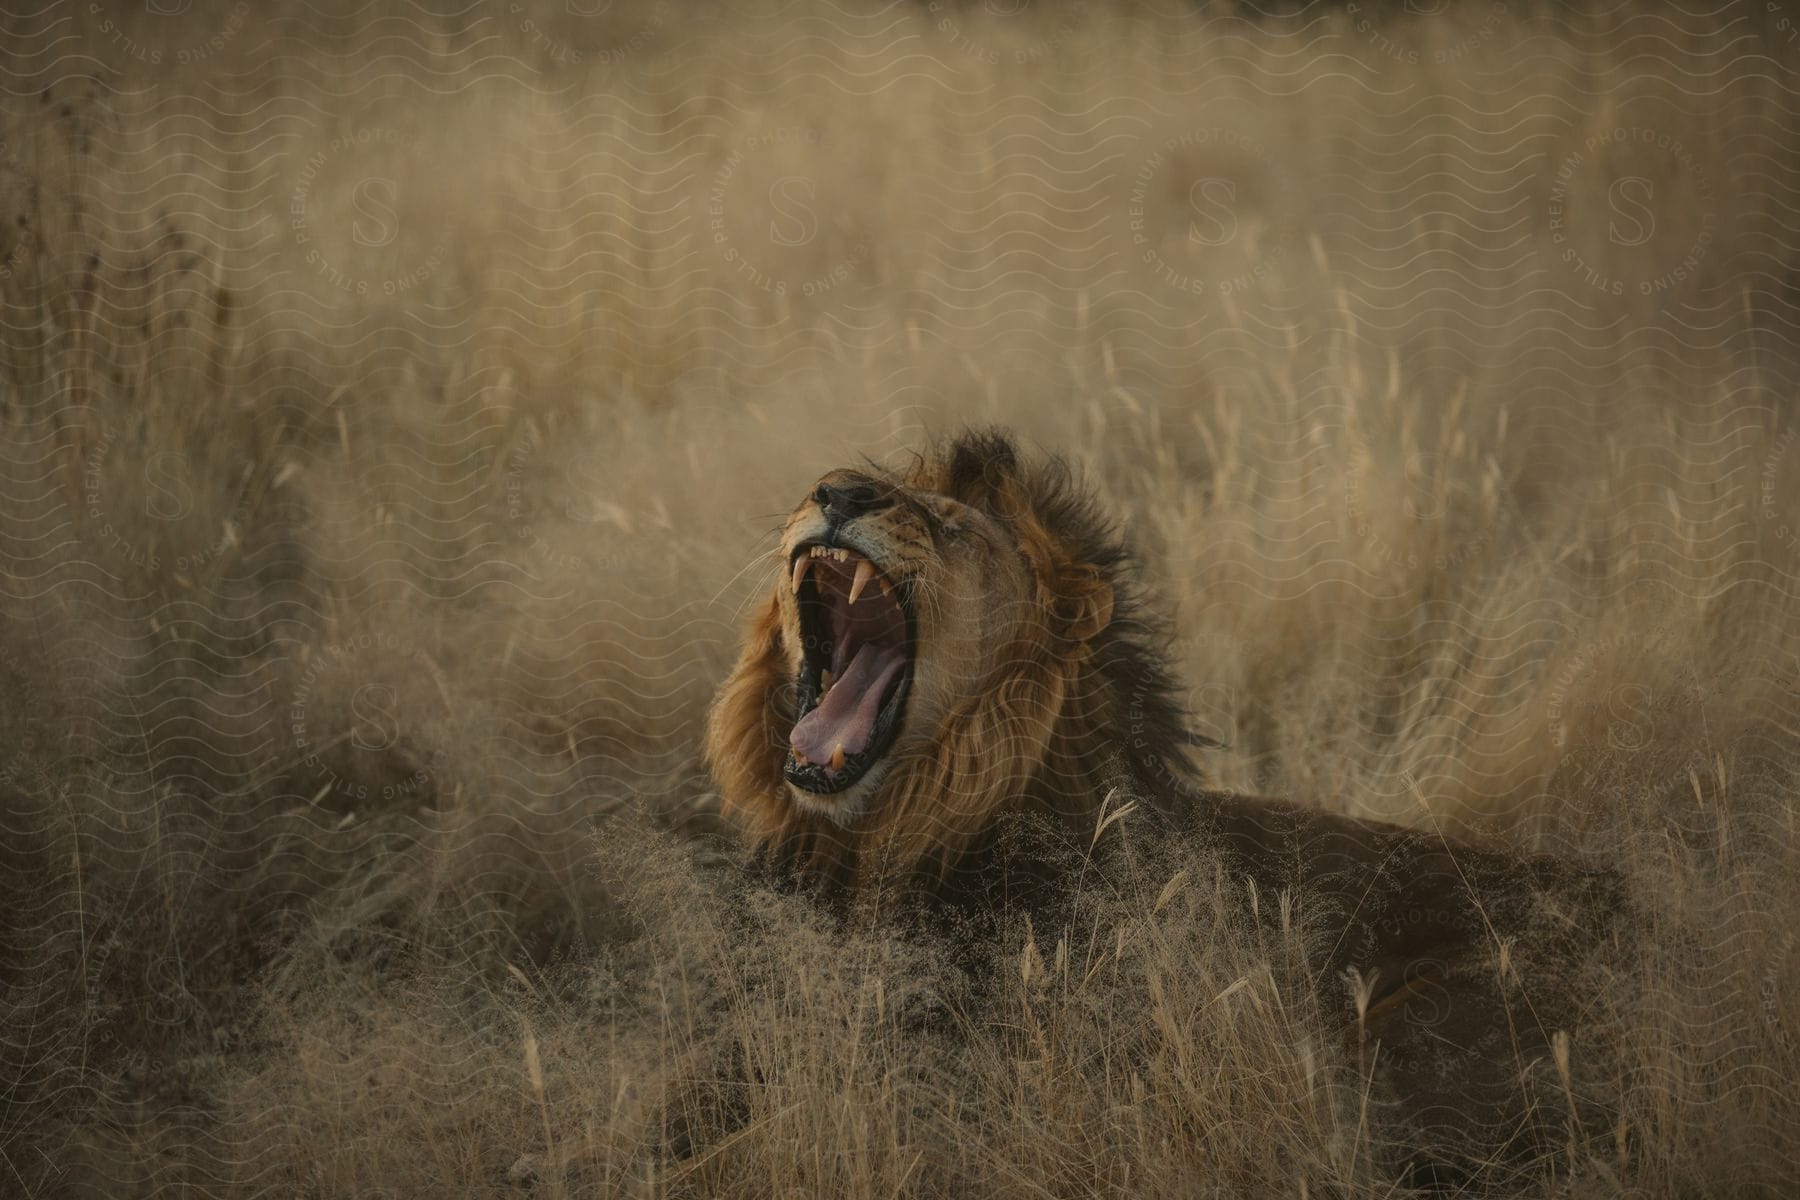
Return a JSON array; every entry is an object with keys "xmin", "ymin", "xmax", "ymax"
[{"xmin": 968, "ymin": 431, "xmax": 1202, "ymax": 808}]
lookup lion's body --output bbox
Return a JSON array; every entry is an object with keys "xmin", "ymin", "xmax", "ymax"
[{"xmin": 705, "ymin": 429, "xmax": 1624, "ymax": 1183}]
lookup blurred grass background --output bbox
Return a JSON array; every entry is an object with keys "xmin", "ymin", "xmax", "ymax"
[{"xmin": 2, "ymin": 0, "xmax": 1799, "ymax": 1194}]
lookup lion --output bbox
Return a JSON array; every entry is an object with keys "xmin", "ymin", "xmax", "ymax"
[{"xmin": 704, "ymin": 428, "xmax": 1625, "ymax": 1186}]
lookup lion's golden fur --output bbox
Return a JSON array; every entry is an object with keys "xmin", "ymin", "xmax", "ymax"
[
  {"xmin": 706, "ymin": 429, "xmax": 1629, "ymax": 1180},
  {"xmin": 706, "ymin": 429, "xmax": 1194, "ymax": 891}
]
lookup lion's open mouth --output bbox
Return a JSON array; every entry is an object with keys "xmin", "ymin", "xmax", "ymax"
[{"xmin": 785, "ymin": 542, "xmax": 913, "ymax": 794}]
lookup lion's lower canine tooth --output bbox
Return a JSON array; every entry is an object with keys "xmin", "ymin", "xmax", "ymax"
[
  {"xmin": 830, "ymin": 743, "xmax": 846, "ymax": 770},
  {"xmin": 848, "ymin": 559, "xmax": 875, "ymax": 605},
  {"xmin": 792, "ymin": 747, "xmax": 809, "ymax": 765},
  {"xmin": 821, "ymin": 668, "xmax": 833, "ymax": 693}
]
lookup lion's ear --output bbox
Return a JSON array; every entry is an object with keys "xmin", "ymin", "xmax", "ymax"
[
  {"xmin": 1052, "ymin": 562, "xmax": 1114, "ymax": 643},
  {"xmin": 944, "ymin": 429, "xmax": 1020, "ymax": 508}
]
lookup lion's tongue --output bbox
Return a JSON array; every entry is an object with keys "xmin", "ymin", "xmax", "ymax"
[{"xmin": 791, "ymin": 641, "xmax": 905, "ymax": 767}]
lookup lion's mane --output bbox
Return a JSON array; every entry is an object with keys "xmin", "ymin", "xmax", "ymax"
[{"xmin": 705, "ymin": 430, "xmax": 1197, "ymax": 894}]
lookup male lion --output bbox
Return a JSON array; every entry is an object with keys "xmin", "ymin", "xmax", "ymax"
[{"xmin": 705, "ymin": 429, "xmax": 1623, "ymax": 1186}]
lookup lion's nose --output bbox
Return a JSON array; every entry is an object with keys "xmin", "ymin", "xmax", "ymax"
[{"xmin": 813, "ymin": 481, "xmax": 889, "ymax": 521}]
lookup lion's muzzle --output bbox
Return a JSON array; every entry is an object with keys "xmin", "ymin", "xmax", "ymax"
[{"xmin": 784, "ymin": 542, "xmax": 913, "ymax": 793}]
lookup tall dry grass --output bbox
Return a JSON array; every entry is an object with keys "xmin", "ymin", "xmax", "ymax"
[{"xmin": 2, "ymin": 0, "xmax": 1799, "ymax": 1194}]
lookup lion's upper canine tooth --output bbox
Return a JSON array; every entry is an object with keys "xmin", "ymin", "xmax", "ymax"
[
  {"xmin": 830, "ymin": 743, "xmax": 846, "ymax": 771},
  {"xmin": 848, "ymin": 559, "xmax": 876, "ymax": 605},
  {"xmin": 792, "ymin": 556, "xmax": 812, "ymax": 594}
]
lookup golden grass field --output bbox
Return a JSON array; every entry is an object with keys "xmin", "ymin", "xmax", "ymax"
[{"xmin": 3, "ymin": 0, "xmax": 1800, "ymax": 1194}]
